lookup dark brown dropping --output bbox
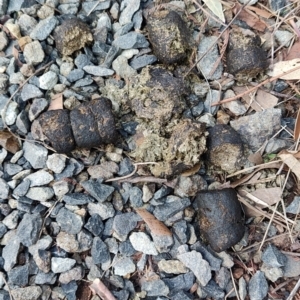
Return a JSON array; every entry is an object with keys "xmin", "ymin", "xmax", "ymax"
[
  {"xmin": 206, "ymin": 124, "xmax": 244, "ymax": 173},
  {"xmin": 70, "ymin": 97, "xmax": 117, "ymax": 149},
  {"xmin": 53, "ymin": 18, "xmax": 93, "ymax": 56},
  {"xmin": 226, "ymin": 29, "xmax": 267, "ymax": 82},
  {"xmin": 196, "ymin": 188, "xmax": 245, "ymax": 252},
  {"xmin": 38, "ymin": 109, "xmax": 75, "ymax": 153},
  {"xmin": 147, "ymin": 10, "xmax": 192, "ymax": 64}
]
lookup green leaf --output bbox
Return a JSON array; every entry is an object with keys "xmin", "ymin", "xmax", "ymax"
[{"xmin": 202, "ymin": 0, "xmax": 225, "ymax": 22}]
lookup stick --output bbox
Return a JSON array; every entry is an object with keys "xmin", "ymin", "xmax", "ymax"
[
  {"xmin": 211, "ymin": 64, "xmax": 300, "ymax": 106},
  {"xmin": 287, "ymin": 277, "xmax": 300, "ymax": 300}
]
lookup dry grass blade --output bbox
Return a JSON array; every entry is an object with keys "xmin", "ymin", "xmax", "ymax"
[
  {"xmin": 89, "ymin": 278, "xmax": 116, "ymax": 300},
  {"xmin": 294, "ymin": 107, "xmax": 300, "ymax": 141},
  {"xmin": 136, "ymin": 208, "xmax": 172, "ymax": 236},
  {"xmin": 287, "ymin": 277, "xmax": 300, "ymax": 300}
]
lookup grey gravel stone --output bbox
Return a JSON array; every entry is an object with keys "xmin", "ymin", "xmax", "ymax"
[
  {"xmin": 230, "ymin": 108, "xmax": 282, "ymax": 151},
  {"xmin": 239, "ymin": 277, "xmax": 247, "ymax": 300},
  {"xmin": 248, "ymin": 271, "xmax": 268, "ymax": 300},
  {"xmin": 283, "ymin": 254, "xmax": 300, "ymax": 277},
  {"xmin": 82, "ymin": 0, "xmax": 110, "ymax": 14},
  {"xmin": 91, "ymin": 237, "xmax": 110, "ymax": 265},
  {"xmin": 67, "ymin": 69, "xmax": 84, "ymax": 82},
  {"xmin": 0, "ymin": 0, "xmax": 8, "ymax": 15},
  {"xmin": 83, "ymin": 65, "xmax": 114, "ymax": 76},
  {"xmin": 112, "ymin": 212, "xmax": 140, "ymax": 241},
  {"xmin": 197, "ymin": 36, "xmax": 223, "ymax": 80},
  {"xmin": 56, "ymin": 207, "xmax": 83, "ymax": 235},
  {"xmin": 23, "ymin": 41, "xmax": 45, "ymax": 65},
  {"xmin": 142, "ymin": 279, "xmax": 169, "ymax": 297},
  {"xmin": 11, "ymin": 286, "xmax": 42, "ymax": 300},
  {"xmin": 3, "ymin": 236, "xmax": 21, "ymax": 271},
  {"xmin": 158, "ymin": 259, "xmax": 188, "ymax": 274},
  {"xmin": 87, "ymin": 202, "xmax": 115, "ymax": 220},
  {"xmin": 5, "ymin": 163, "xmax": 23, "ymax": 176},
  {"xmin": 153, "ymin": 196, "xmax": 191, "ymax": 222},
  {"xmin": 30, "ymin": 16, "xmax": 57, "ymax": 40},
  {"xmin": 16, "ymin": 110, "xmax": 30, "ymax": 134},
  {"xmin": 261, "ymin": 244, "xmax": 287, "ymax": 268},
  {"xmin": 201, "ymin": 280, "xmax": 225, "ymax": 299},
  {"xmin": 261, "ymin": 263, "xmax": 283, "ymax": 282},
  {"xmin": 81, "ymin": 180, "xmax": 115, "ymax": 203},
  {"xmin": 113, "ymin": 32, "xmax": 149, "ymax": 49},
  {"xmin": 28, "ymin": 98, "xmax": 48, "ymax": 121},
  {"xmin": 3, "ymin": 210, "xmax": 19, "ymax": 229},
  {"xmin": 129, "ymin": 186, "xmax": 143, "ymax": 207},
  {"xmin": 56, "ymin": 232, "xmax": 79, "ymax": 253},
  {"xmin": 163, "ymin": 272, "xmax": 195, "ymax": 292},
  {"xmin": 0, "ymin": 178, "xmax": 10, "ymax": 199},
  {"xmin": 16, "ymin": 213, "xmax": 42, "ymax": 247},
  {"xmin": 35, "ymin": 270, "xmax": 57, "ymax": 285},
  {"xmin": 46, "ymin": 153, "xmax": 66, "ymax": 174},
  {"xmin": 112, "ymin": 55, "xmax": 137, "ymax": 78},
  {"xmin": 34, "ymin": 249, "xmax": 51, "ymax": 273},
  {"xmin": 26, "ymin": 187, "xmax": 54, "ymax": 201},
  {"xmin": 63, "ymin": 193, "xmax": 94, "ymax": 205},
  {"xmin": 21, "ymin": 84, "xmax": 43, "ymax": 101},
  {"xmin": 74, "ymin": 54, "xmax": 92, "ymax": 69},
  {"xmin": 84, "ymin": 214, "xmax": 104, "ymax": 236},
  {"xmin": 25, "ymin": 170, "xmax": 54, "ymax": 187},
  {"xmin": 58, "ymin": 266, "xmax": 83, "ymax": 284},
  {"xmin": 269, "ymin": 0, "xmax": 286, "ymax": 12},
  {"xmin": 119, "ymin": 0, "xmax": 140, "ymax": 25},
  {"xmin": 152, "ymin": 233, "xmax": 174, "ymax": 253},
  {"xmin": 114, "ymin": 256, "xmax": 136, "ymax": 276},
  {"xmin": 5, "ymin": 101, "xmax": 18, "ymax": 125},
  {"xmin": 23, "ymin": 141, "xmax": 47, "ymax": 169},
  {"xmin": 77, "ymin": 229, "xmax": 93, "ymax": 252},
  {"xmin": 204, "ymin": 89, "xmax": 221, "ymax": 115},
  {"xmin": 51, "ymin": 257, "xmax": 76, "ymax": 273},
  {"xmin": 177, "ymin": 250, "xmax": 211, "ymax": 286},
  {"xmin": 8, "ymin": 264, "xmax": 29, "ymax": 286},
  {"xmin": 286, "ymin": 196, "xmax": 300, "ymax": 214},
  {"xmin": 39, "ymin": 71, "xmax": 58, "ymax": 90},
  {"xmin": 0, "ymin": 223, "xmax": 7, "ymax": 238},
  {"xmin": 18, "ymin": 14, "xmax": 38, "ymax": 36},
  {"xmin": 130, "ymin": 232, "xmax": 158, "ymax": 255},
  {"xmin": 129, "ymin": 54, "xmax": 157, "ymax": 70}
]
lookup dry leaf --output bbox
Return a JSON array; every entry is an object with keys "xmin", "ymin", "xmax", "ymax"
[
  {"xmin": 0, "ymin": 130, "xmax": 20, "ymax": 153},
  {"xmin": 253, "ymin": 89, "xmax": 278, "ymax": 112},
  {"xmin": 249, "ymin": 187, "xmax": 282, "ymax": 207},
  {"xmin": 269, "ymin": 58, "xmax": 300, "ymax": 80},
  {"xmin": 181, "ymin": 163, "xmax": 201, "ymax": 177},
  {"xmin": 203, "ymin": 0, "xmax": 225, "ymax": 22},
  {"xmin": 48, "ymin": 93, "xmax": 63, "ymax": 110},
  {"xmin": 135, "ymin": 208, "xmax": 172, "ymax": 236},
  {"xmin": 246, "ymin": 5, "xmax": 273, "ymax": 19},
  {"xmin": 89, "ymin": 278, "xmax": 116, "ymax": 300},
  {"xmin": 248, "ymin": 152, "xmax": 263, "ymax": 165},
  {"xmin": 233, "ymin": 3, "xmax": 266, "ymax": 32},
  {"xmin": 278, "ymin": 152, "xmax": 300, "ymax": 181},
  {"xmin": 294, "ymin": 107, "xmax": 300, "ymax": 140},
  {"xmin": 286, "ymin": 41, "xmax": 300, "ymax": 60}
]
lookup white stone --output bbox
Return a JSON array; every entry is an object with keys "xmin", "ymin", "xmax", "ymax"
[{"xmin": 129, "ymin": 232, "xmax": 158, "ymax": 255}]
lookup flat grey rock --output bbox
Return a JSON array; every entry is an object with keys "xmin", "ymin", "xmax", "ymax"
[
  {"xmin": 3, "ymin": 236, "xmax": 21, "ymax": 271},
  {"xmin": 112, "ymin": 55, "xmax": 137, "ymax": 78},
  {"xmin": 25, "ymin": 170, "xmax": 54, "ymax": 187},
  {"xmin": 283, "ymin": 254, "xmax": 300, "ymax": 277},
  {"xmin": 81, "ymin": 0, "xmax": 110, "ymax": 14},
  {"xmin": 153, "ymin": 196, "xmax": 191, "ymax": 222},
  {"xmin": 230, "ymin": 108, "xmax": 282, "ymax": 152},
  {"xmin": 8, "ymin": 265, "xmax": 29, "ymax": 286},
  {"xmin": 39, "ymin": 71, "xmax": 58, "ymax": 90},
  {"xmin": 81, "ymin": 180, "xmax": 115, "ymax": 202},
  {"xmin": 286, "ymin": 196, "xmax": 300, "ymax": 214},
  {"xmin": 28, "ymin": 98, "xmax": 48, "ymax": 121},
  {"xmin": 83, "ymin": 65, "xmax": 114, "ymax": 76},
  {"xmin": 163, "ymin": 272, "xmax": 195, "ymax": 292},
  {"xmin": 56, "ymin": 207, "xmax": 83, "ymax": 235},
  {"xmin": 21, "ymin": 84, "xmax": 43, "ymax": 101},
  {"xmin": 201, "ymin": 280, "xmax": 225, "ymax": 299},
  {"xmin": 26, "ymin": 187, "xmax": 54, "ymax": 201},
  {"xmin": 142, "ymin": 279, "xmax": 169, "ymax": 297},
  {"xmin": 248, "ymin": 271, "xmax": 268, "ymax": 300},
  {"xmin": 91, "ymin": 237, "xmax": 110, "ymax": 265},
  {"xmin": 112, "ymin": 212, "xmax": 140, "ymax": 241},
  {"xmin": 3, "ymin": 210, "xmax": 19, "ymax": 229},
  {"xmin": 129, "ymin": 232, "xmax": 158, "ymax": 255},
  {"xmin": 0, "ymin": 178, "xmax": 9, "ymax": 199},
  {"xmin": 35, "ymin": 271, "xmax": 57, "ymax": 285},
  {"xmin": 0, "ymin": 0, "xmax": 7, "ymax": 14},
  {"xmin": 130, "ymin": 54, "xmax": 157, "ymax": 70},
  {"xmin": 59, "ymin": 266, "xmax": 84, "ymax": 284},
  {"xmin": 177, "ymin": 250, "xmax": 211, "ymax": 286},
  {"xmin": 119, "ymin": 0, "xmax": 140, "ymax": 25},
  {"xmin": 67, "ymin": 69, "xmax": 84, "ymax": 82},
  {"xmin": 16, "ymin": 213, "xmax": 43, "ymax": 247},
  {"xmin": 30, "ymin": 16, "xmax": 58, "ymax": 40},
  {"xmin": 197, "ymin": 36, "xmax": 223, "ymax": 80},
  {"xmin": 114, "ymin": 256, "xmax": 136, "ymax": 276},
  {"xmin": 113, "ymin": 32, "xmax": 149, "ymax": 49},
  {"xmin": 62, "ymin": 193, "xmax": 94, "ymax": 205},
  {"xmin": 84, "ymin": 214, "xmax": 104, "ymax": 236},
  {"xmin": 11, "ymin": 286, "xmax": 42, "ymax": 300},
  {"xmin": 77, "ymin": 229, "xmax": 93, "ymax": 252},
  {"xmin": 261, "ymin": 244, "xmax": 287, "ymax": 268},
  {"xmin": 46, "ymin": 153, "xmax": 66, "ymax": 174},
  {"xmin": 18, "ymin": 14, "xmax": 37, "ymax": 36},
  {"xmin": 51, "ymin": 257, "xmax": 76, "ymax": 273},
  {"xmin": 87, "ymin": 202, "xmax": 115, "ymax": 220}
]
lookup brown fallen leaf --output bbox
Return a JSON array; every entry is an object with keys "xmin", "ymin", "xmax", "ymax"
[
  {"xmin": 248, "ymin": 152, "xmax": 263, "ymax": 165},
  {"xmin": 249, "ymin": 187, "xmax": 282, "ymax": 207},
  {"xmin": 294, "ymin": 107, "xmax": 300, "ymax": 140},
  {"xmin": 278, "ymin": 152, "xmax": 300, "ymax": 181},
  {"xmin": 0, "ymin": 130, "xmax": 20, "ymax": 153},
  {"xmin": 269, "ymin": 59, "xmax": 300, "ymax": 80},
  {"xmin": 181, "ymin": 163, "xmax": 201, "ymax": 177},
  {"xmin": 233, "ymin": 3, "xmax": 266, "ymax": 32},
  {"xmin": 89, "ymin": 278, "xmax": 116, "ymax": 300},
  {"xmin": 48, "ymin": 93, "xmax": 63, "ymax": 110},
  {"xmin": 286, "ymin": 41, "xmax": 300, "ymax": 61},
  {"xmin": 246, "ymin": 5, "xmax": 273, "ymax": 19},
  {"xmin": 253, "ymin": 89, "xmax": 278, "ymax": 112},
  {"xmin": 135, "ymin": 208, "xmax": 172, "ymax": 236}
]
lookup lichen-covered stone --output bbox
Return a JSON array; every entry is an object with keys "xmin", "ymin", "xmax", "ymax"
[{"xmin": 53, "ymin": 18, "xmax": 93, "ymax": 56}]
